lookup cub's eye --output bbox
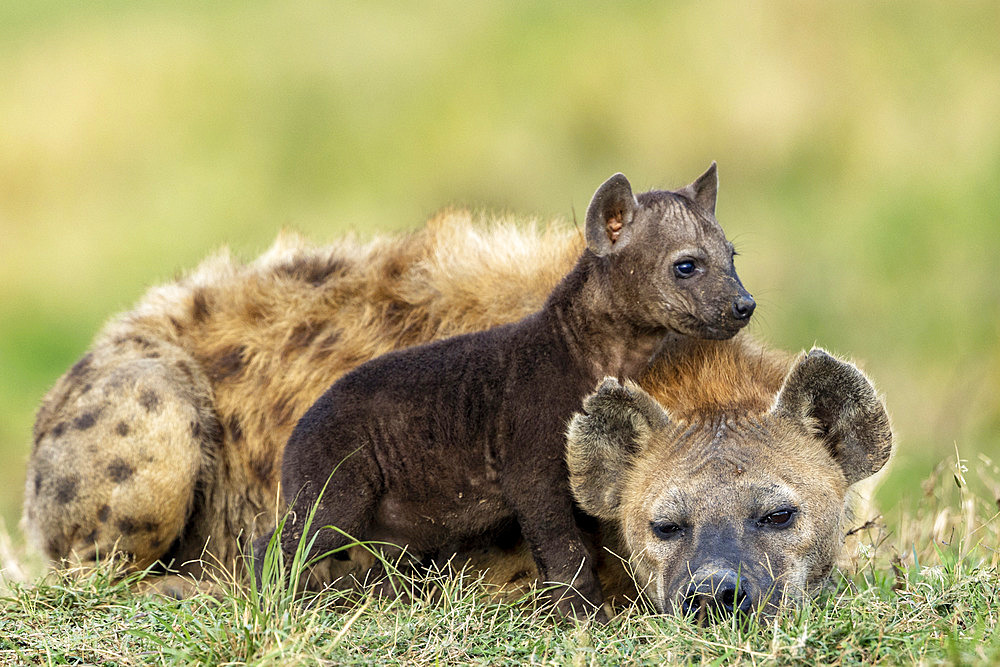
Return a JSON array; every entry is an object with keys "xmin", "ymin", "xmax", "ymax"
[
  {"xmin": 759, "ymin": 508, "xmax": 797, "ymax": 528},
  {"xmin": 673, "ymin": 260, "xmax": 697, "ymax": 279},
  {"xmin": 651, "ymin": 521, "xmax": 685, "ymax": 540}
]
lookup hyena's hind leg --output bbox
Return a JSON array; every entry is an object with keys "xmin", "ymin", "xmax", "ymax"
[{"xmin": 22, "ymin": 334, "xmax": 219, "ymax": 578}]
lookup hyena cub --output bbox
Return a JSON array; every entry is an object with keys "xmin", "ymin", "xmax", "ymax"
[{"xmin": 254, "ymin": 164, "xmax": 756, "ymax": 618}]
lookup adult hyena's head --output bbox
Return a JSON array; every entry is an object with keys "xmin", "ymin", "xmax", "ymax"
[
  {"xmin": 566, "ymin": 349, "xmax": 893, "ymax": 620},
  {"xmin": 583, "ymin": 164, "xmax": 755, "ymax": 340}
]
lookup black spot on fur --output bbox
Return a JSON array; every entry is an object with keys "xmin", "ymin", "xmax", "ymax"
[
  {"xmin": 206, "ymin": 346, "xmax": 246, "ymax": 383},
  {"xmin": 177, "ymin": 361, "xmax": 195, "ymax": 384},
  {"xmin": 145, "ymin": 351, "xmax": 161, "ymax": 359},
  {"xmin": 116, "ymin": 421, "xmax": 130, "ymax": 437},
  {"xmin": 52, "ymin": 422, "xmax": 67, "ymax": 438},
  {"xmin": 114, "ymin": 335, "xmax": 153, "ymax": 349},
  {"xmin": 337, "ymin": 351, "xmax": 370, "ymax": 370},
  {"xmin": 98, "ymin": 504, "xmax": 111, "ymax": 522},
  {"xmin": 54, "ymin": 476, "xmax": 79, "ymax": 504},
  {"xmin": 311, "ymin": 331, "xmax": 343, "ymax": 362},
  {"xmin": 382, "ymin": 298, "xmax": 427, "ymax": 346},
  {"xmin": 383, "ymin": 299, "xmax": 407, "ymax": 328},
  {"xmin": 243, "ymin": 303, "xmax": 265, "ymax": 325},
  {"xmin": 191, "ymin": 289, "xmax": 211, "ymax": 323},
  {"xmin": 45, "ymin": 537, "xmax": 62, "ymax": 559},
  {"xmin": 69, "ymin": 353, "xmax": 93, "ymax": 379},
  {"xmin": 73, "ymin": 410, "xmax": 100, "ymax": 431},
  {"xmin": 271, "ymin": 396, "xmax": 295, "ymax": 426},
  {"xmin": 227, "ymin": 415, "xmax": 244, "ymax": 443},
  {"xmin": 275, "ymin": 256, "xmax": 347, "ymax": 286},
  {"xmin": 284, "ymin": 322, "xmax": 322, "ymax": 358},
  {"xmin": 117, "ymin": 517, "xmax": 158, "ymax": 535},
  {"xmin": 320, "ymin": 331, "xmax": 342, "ymax": 350},
  {"xmin": 251, "ymin": 453, "xmax": 275, "ymax": 484},
  {"xmin": 80, "ymin": 383, "xmax": 92, "ymax": 395},
  {"xmin": 84, "ymin": 529, "xmax": 99, "ymax": 544},
  {"xmin": 382, "ymin": 254, "xmax": 406, "ymax": 280},
  {"xmin": 107, "ymin": 458, "xmax": 135, "ymax": 483},
  {"xmin": 139, "ymin": 389, "xmax": 160, "ymax": 412},
  {"xmin": 34, "ymin": 472, "xmax": 42, "ymax": 495},
  {"xmin": 169, "ymin": 317, "xmax": 184, "ymax": 336},
  {"xmin": 193, "ymin": 415, "xmax": 223, "ymax": 449},
  {"xmin": 117, "ymin": 517, "xmax": 140, "ymax": 535}
]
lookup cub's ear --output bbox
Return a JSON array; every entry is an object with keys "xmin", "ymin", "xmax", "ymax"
[
  {"xmin": 566, "ymin": 377, "xmax": 670, "ymax": 520},
  {"xmin": 773, "ymin": 349, "xmax": 893, "ymax": 486},
  {"xmin": 585, "ymin": 173, "xmax": 639, "ymax": 256},
  {"xmin": 679, "ymin": 161, "xmax": 718, "ymax": 216}
]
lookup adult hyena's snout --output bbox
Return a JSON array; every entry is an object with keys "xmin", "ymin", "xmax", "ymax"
[{"xmin": 679, "ymin": 566, "xmax": 756, "ymax": 620}]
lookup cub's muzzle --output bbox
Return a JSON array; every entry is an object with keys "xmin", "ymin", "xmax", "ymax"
[{"xmin": 731, "ymin": 293, "xmax": 756, "ymax": 321}]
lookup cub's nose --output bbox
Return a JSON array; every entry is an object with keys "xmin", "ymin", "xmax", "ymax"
[
  {"xmin": 681, "ymin": 568, "xmax": 754, "ymax": 620},
  {"xmin": 731, "ymin": 294, "xmax": 756, "ymax": 320}
]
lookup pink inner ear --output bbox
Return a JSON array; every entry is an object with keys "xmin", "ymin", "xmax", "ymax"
[{"xmin": 607, "ymin": 210, "xmax": 623, "ymax": 244}]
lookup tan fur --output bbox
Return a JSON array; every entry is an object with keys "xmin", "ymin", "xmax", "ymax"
[{"xmin": 642, "ymin": 335, "xmax": 794, "ymax": 418}]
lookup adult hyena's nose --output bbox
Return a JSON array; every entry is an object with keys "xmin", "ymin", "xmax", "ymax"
[
  {"xmin": 681, "ymin": 567, "xmax": 754, "ymax": 620},
  {"xmin": 731, "ymin": 293, "xmax": 756, "ymax": 320}
]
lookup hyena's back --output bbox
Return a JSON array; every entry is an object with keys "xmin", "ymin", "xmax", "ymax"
[{"xmin": 22, "ymin": 211, "xmax": 582, "ymax": 577}]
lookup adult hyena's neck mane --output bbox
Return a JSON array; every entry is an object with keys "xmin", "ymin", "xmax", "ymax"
[
  {"xmin": 543, "ymin": 251, "xmax": 669, "ymax": 383},
  {"xmin": 641, "ymin": 332, "xmax": 794, "ymax": 419}
]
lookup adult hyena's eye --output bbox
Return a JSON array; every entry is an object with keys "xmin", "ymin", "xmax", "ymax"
[
  {"xmin": 651, "ymin": 521, "xmax": 686, "ymax": 540},
  {"xmin": 758, "ymin": 508, "xmax": 797, "ymax": 528}
]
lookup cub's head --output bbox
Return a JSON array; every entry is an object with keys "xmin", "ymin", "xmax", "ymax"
[
  {"xmin": 584, "ymin": 165, "xmax": 755, "ymax": 339},
  {"xmin": 566, "ymin": 349, "xmax": 892, "ymax": 619}
]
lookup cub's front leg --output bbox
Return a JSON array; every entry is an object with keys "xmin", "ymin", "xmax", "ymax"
[{"xmin": 500, "ymin": 422, "xmax": 607, "ymax": 622}]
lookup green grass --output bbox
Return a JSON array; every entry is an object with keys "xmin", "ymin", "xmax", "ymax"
[{"xmin": 1, "ymin": 450, "xmax": 997, "ymax": 665}]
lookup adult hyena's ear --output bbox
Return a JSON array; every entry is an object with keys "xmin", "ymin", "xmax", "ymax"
[
  {"xmin": 566, "ymin": 377, "xmax": 670, "ymax": 520},
  {"xmin": 773, "ymin": 349, "xmax": 893, "ymax": 486},
  {"xmin": 585, "ymin": 173, "xmax": 639, "ymax": 256},
  {"xmin": 678, "ymin": 161, "xmax": 718, "ymax": 216}
]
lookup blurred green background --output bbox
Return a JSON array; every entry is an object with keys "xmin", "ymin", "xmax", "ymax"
[{"xmin": 1, "ymin": 2, "xmax": 998, "ymax": 535}]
